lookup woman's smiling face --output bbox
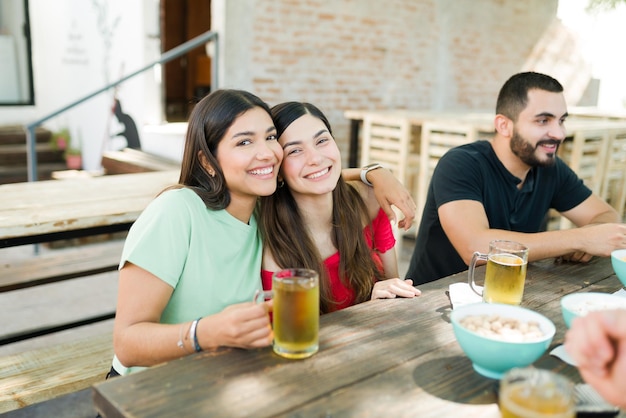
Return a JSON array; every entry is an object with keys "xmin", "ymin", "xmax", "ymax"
[
  {"xmin": 216, "ymin": 106, "xmax": 283, "ymax": 202},
  {"xmin": 278, "ymin": 113, "xmax": 342, "ymax": 197}
]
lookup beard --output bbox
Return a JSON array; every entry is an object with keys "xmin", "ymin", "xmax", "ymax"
[{"xmin": 509, "ymin": 128, "xmax": 560, "ymax": 167}]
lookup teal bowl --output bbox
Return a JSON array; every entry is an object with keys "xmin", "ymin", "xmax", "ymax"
[
  {"xmin": 561, "ymin": 292, "xmax": 626, "ymax": 328},
  {"xmin": 451, "ymin": 303, "xmax": 555, "ymax": 380},
  {"xmin": 611, "ymin": 249, "xmax": 626, "ymax": 288}
]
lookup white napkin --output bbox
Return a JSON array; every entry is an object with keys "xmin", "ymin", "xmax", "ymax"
[
  {"xmin": 550, "ymin": 344, "xmax": 577, "ymax": 366},
  {"xmin": 613, "ymin": 288, "xmax": 626, "ymax": 298},
  {"xmin": 448, "ymin": 282, "xmax": 483, "ymax": 309}
]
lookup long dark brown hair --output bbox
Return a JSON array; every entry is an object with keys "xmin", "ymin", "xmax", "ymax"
[
  {"xmin": 258, "ymin": 102, "xmax": 384, "ymax": 313},
  {"xmin": 174, "ymin": 89, "xmax": 272, "ymax": 209}
]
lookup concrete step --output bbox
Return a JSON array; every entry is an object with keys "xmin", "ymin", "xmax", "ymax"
[
  {"xmin": 0, "ymin": 143, "xmax": 64, "ymax": 165},
  {"xmin": 0, "ymin": 125, "xmax": 65, "ymax": 184},
  {"xmin": 0, "ymin": 162, "xmax": 68, "ymax": 184},
  {"xmin": 0, "ymin": 125, "xmax": 51, "ymax": 146}
]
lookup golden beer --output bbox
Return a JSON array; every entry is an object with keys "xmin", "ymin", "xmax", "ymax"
[
  {"xmin": 483, "ymin": 253, "xmax": 527, "ymax": 305},
  {"xmin": 500, "ymin": 381, "xmax": 575, "ymax": 418},
  {"xmin": 272, "ymin": 271, "xmax": 319, "ymax": 359},
  {"xmin": 468, "ymin": 240, "xmax": 528, "ymax": 304}
]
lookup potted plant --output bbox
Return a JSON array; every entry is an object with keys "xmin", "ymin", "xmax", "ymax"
[
  {"xmin": 57, "ymin": 128, "xmax": 83, "ymax": 170},
  {"xmin": 65, "ymin": 147, "xmax": 82, "ymax": 170},
  {"xmin": 50, "ymin": 128, "xmax": 70, "ymax": 151}
]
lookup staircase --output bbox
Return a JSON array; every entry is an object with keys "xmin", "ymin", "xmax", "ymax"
[{"xmin": 0, "ymin": 126, "xmax": 66, "ymax": 184}]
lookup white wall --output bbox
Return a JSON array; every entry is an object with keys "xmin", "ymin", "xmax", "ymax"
[
  {"xmin": 0, "ymin": 0, "xmax": 163, "ymax": 171},
  {"xmin": 558, "ymin": 0, "xmax": 626, "ymax": 111}
]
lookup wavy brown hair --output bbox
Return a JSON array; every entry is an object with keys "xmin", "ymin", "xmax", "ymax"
[{"xmin": 258, "ymin": 102, "xmax": 384, "ymax": 313}]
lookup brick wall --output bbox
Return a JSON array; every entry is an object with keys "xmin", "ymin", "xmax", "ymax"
[{"xmin": 217, "ymin": 0, "xmax": 561, "ymax": 166}]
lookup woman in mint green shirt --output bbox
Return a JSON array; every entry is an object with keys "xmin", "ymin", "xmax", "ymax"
[{"xmin": 110, "ymin": 89, "xmax": 416, "ymax": 376}]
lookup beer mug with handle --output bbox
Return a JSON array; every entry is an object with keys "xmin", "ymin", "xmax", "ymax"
[
  {"xmin": 254, "ymin": 268, "xmax": 319, "ymax": 359},
  {"xmin": 468, "ymin": 240, "xmax": 528, "ymax": 305}
]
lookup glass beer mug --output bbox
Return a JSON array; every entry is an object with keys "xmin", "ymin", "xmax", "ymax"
[
  {"xmin": 468, "ymin": 240, "xmax": 528, "ymax": 305},
  {"xmin": 255, "ymin": 268, "xmax": 319, "ymax": 359}
]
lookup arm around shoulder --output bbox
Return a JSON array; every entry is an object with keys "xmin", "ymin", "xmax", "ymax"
[{"xmin": 342, "ymin": 167, "xmax": 416, "ymax": 230}]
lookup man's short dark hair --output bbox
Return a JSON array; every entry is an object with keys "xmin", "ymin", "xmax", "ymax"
[{"xmin": 496, "ymin": 72, "xmax": 564, "ymax": 122}]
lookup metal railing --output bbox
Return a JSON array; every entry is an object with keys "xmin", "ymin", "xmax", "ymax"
[{"xmin": 24, "ymin": 30, "xmax": 219, "ymax": 181}]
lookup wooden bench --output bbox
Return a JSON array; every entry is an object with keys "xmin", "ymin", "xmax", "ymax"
[
  {"xmin": 101, "ymin": 148, "xmax": 180, "ymax": 175},
  {"xmin": 0, "ymin": 171, "xmax": 181, "ymax": 414},
  {"xmin": 0, "ymin": 241, "xmax": 120, "ymax": 413},
  {"xmin": 0, "ymin": 239, "xmax": 124, "ymax": 293},
  {"xmin": 0, "ymin": 332, "xmax": 113, "ymax": 413},
  {"xmin": 0, "ymin": 242, "xmax": 120, "ymax": 342}
]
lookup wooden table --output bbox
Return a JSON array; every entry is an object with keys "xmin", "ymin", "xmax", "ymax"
[
  {"xmin": 0, "ymin": 170, "xmax": 179, "ymax": 247},
  {"xmin": 92, "ymin": 257, "xmax": 625, "ymax": 418}
]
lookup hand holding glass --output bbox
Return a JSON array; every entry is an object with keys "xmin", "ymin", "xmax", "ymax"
[{"xmin": 468, "ymin": 240, "xmax": 528, "ymax": 305}]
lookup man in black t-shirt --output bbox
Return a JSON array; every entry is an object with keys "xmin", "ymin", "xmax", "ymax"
[{"xmin": 406, "ymin": 72, "xmax": 626, "ymax": 285}]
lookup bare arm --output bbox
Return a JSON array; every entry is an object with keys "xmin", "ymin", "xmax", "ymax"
[
  {"xmin": 561, "ymin": 194, "xmax": 620, "ymax": 226},
  {"xmin": 378, "ymin": 248, "xmax": 399, "ymax": 279},
  {"xmin": 114, "ymin": 263, "xmax": 272, "ymax": 368},
  {"xmin": 439, "ymin": 198, "xmax": 626, "ymax": 265},
  {"xmin": 343, "ymin": 167, "xmax": 416, "ymax": 230}
]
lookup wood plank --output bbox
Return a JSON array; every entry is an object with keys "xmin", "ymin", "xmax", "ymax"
[
  {"xmin": 0, "ymin": 239, "xmax": 124, "ymax": 292},
  {"xmin": 0, "ymin": 170, "xmax": 179, "ymax": 242},
  {"xmin": 0, "ymin": 271, "xmax": 118, "ymax": 344},
  {"xmin": 284, "ymin": 273, "xmax": 623, "ymax": 418},
  {"xmin": 102, "ymin": 148, "xmax": 180, "ymax": 175},
  {"xmin": 0, "ymin": 333, "xmax": 113, "ymax": 413}
]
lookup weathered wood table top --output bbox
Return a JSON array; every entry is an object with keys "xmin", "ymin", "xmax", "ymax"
[
  {"xmin": 0, "ymin": 170, "xmax": 179, "ymax": 247},
  {"xmin": 92, "ymin": 257, "xmax": 625, "ymax": 418}
]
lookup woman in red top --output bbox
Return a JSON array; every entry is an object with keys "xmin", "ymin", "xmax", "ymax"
[{"xmin": 259, "ymin": 102, "xmax": 420, "ymax": 313}]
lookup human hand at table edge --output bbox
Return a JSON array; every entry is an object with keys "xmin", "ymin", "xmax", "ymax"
[
  {"xmin": 564, "ymin": 310, "xmax": 626, "ymax": 409},
  {"xmin": 371, "ymin": 279, "xmax": 421, "ymax": 300},
  {"xmin": 197, "ymin": 301, "xmax": 274, "ymax": 351},
  {"xmin": 555, "ymin": 222, "xmax": 626, "ymax": 263}
]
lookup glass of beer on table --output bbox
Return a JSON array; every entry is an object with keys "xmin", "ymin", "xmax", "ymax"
[
  {"xmin": 255, "ymin": 268, "xmax": 319, "ymax": 359},
  {"xmin": 499, "ymin": 367, "xmax": 575, "ymax": 418},
  {"xmin": 468, "ymin": 240, "xmax": 528, "ymax": 305}
]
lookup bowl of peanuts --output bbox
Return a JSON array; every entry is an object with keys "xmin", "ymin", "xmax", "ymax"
[
  {"xmin": 561, "ymin": 292, "xmax": 626, "ymax": 328},
  {"xmin": 610, "ymin": 249, "xmax": 626, "ymax": 288},
  {"xmin": 450, "ymin": 303, "xmax": 555, "ymax": 379}
]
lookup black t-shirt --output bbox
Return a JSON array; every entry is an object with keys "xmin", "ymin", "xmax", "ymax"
[{"xmin": 406, "ymin": 140, "xmax": 592, "ymax": 285}]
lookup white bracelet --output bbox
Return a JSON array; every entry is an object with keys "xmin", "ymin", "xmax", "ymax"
[
  {"xmin": 189, "ymin": 317, "xmax": 203, "ymax": 352},
  {"xmin": 360, "ymin": 163, "xmax": 383, "ymax": 187}
]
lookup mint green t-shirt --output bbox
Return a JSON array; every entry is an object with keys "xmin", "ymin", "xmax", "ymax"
[{"xmin": 112, "ymin": 187, "xmax": 263, "ymax": 374}]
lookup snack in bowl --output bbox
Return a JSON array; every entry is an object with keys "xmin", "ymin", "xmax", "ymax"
[
  {"xmin": 560, "ymin": 292, "xmax": 626, "ymax": 328},
  {"xmin": 610, "ymin": 248, "xmax": 626, "ymax": 287},
  {"xmin": 451, "ymin": 303, "xmax": 555, "ymax": 379}
]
